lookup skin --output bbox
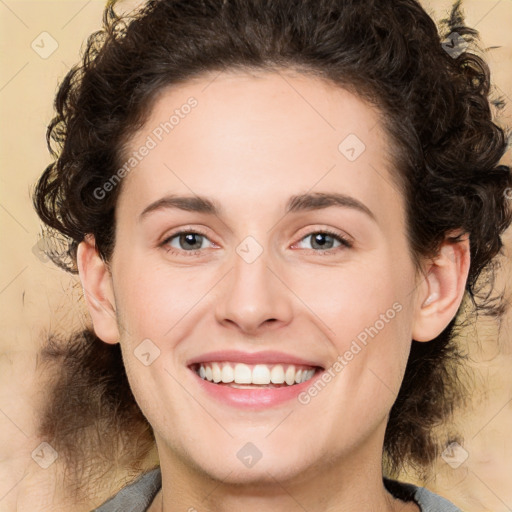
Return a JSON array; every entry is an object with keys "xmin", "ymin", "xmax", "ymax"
[
  {"xmin": 0, "ymin": 1, "xmax": 509, "ymax": 511},
  {"xmin": 78, "ymin": 70, "xmax": 470, "ymax": 512}
]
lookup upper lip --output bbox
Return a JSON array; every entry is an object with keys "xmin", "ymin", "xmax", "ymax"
[{"xmin": 186, "ymin": 350, "xmax": 324, "ymax": 368}]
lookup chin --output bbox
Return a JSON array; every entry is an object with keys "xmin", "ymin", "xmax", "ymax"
[{"xmin": 189, "ymin": 448, "xmax": 313, "ymax": 486}]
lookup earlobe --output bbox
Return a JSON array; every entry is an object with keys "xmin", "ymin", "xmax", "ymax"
[
  {"xmin": 76, "ymin": 236, "xmax": 119, "ymax": 344},
  {"xmin": 412, "ymin": 235, "xmax": 471, "ymax": 342}
]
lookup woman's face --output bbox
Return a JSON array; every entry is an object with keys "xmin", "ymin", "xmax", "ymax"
[{"xmin": 100, "ymin": 70, "xmax": 424, "ymax": 483}]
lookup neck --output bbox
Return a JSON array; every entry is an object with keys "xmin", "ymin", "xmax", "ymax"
[{"xmin": 150, "ymin": 438, "xmax": 418, "ymax": 512}]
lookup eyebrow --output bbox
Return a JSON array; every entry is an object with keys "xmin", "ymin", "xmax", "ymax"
[{"xmin": 139, "ymin": 192, "xmax": 376, "ymax": 221}]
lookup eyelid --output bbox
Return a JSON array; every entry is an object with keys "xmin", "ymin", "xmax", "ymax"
[{"xmin": 160, "ymin": 225, "xmax": 212, "ymax": 244}]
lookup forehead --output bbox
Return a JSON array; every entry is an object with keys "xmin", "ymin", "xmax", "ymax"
[{"xmin": 118, "ymin": 70, "xmax": 403, "ymax": 224}]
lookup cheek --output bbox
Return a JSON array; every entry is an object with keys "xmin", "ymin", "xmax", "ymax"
[
  {"xmin": 290, "ymin": 256, "xmax": 413, "ymax": 341},
  {"xmin": 291, "ymin": 255, "xmax": 416, "ymax": 400},
  {"xmin": 112, "ymin": 258, "xmax": 209, "ymax": 339}
]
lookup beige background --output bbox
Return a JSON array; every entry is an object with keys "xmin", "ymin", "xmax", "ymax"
[{"xmin": 0, "ymin": 0, "xmax": 511, "ymax": 510}]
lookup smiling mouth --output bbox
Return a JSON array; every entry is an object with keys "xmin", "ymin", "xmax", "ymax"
[{"xmin": 190, "ymin": 362, "xmax": 322, "ymax": 388}]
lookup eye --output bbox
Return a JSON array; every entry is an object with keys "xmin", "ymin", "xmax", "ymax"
[
  {"xmin": 160, "ymin": 228, "xmax": 352, "ymax": 257},
  {"xmin": 161, "ymin": 229, "xmax": 215, "ymax": 255},
  {"xmin": 293, "ymin": 230, "xmax": 352, "ymax": 253}
]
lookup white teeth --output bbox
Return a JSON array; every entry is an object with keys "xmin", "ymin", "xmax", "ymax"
[
  {"xmin": 270, "ymin": 364, "xmax": 285, "ymax": 384},
  {"xmin": 195, "ymin": 362, "xmax": 318, "ymax": 386},
  {"xmin": 212, "ymin": 362, "xmax": 222, "ymax": 383},
  {"xmin": 221, "ymin": 365, "xmax": 234, "ymax": 383},
  {"xmin": 234, "ymin": 363, "xmax": 252, "ymax": 384},
  {"xmin": 252, "ymin": 364, "xmax": 271, "ymax": 384},
  {"xmin": 285, "ymin": 365, "xmax": 295, "ymax": 385},
  {"xmin": 303, "ymin": 370, "xmax": 314, "ymax": 382}
]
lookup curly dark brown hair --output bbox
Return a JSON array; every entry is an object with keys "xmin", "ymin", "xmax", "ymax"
[{"xmin": 33, "ymin": 0, "xmax": 512, "ymax": 494}]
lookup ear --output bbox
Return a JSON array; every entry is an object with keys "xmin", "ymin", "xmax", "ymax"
[
  {"xmin": 412, "ymin": 233, "xmax": 471, "ymax": 342},
  {"xmin": 76, "ymin": 236, "xmax": 119, "ymax": 344}
]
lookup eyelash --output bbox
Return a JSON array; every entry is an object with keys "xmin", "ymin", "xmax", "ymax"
[{"xmin": 160, "ymin": 228, "xmax": 353, "ymax": 257}]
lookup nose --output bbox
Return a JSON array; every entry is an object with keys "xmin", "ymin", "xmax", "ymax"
[{"xmin": 214, "ymin": 244, "xmax": 294, "ymax": 335}]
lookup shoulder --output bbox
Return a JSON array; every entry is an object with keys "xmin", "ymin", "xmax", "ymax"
[
  {"xmin": 92, "ymin": 467, "xmax": 162, "ymax": 512},
  {"xmin": 384, "ymin": 478, "xmax": 462, "ymax": 512}
]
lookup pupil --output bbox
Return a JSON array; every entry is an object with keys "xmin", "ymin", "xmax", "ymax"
[
  {"xmin": 313, "ymin": 233, "xmax": 332, "ymax": 249},
  {"xmin": 181, "ymin": 233, "xmax": 202, "ymax": 250}
]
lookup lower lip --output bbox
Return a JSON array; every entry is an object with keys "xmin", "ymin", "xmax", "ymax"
[{"xmin": 190, "ymin": 368, "xmax": 324, "ymax": 409}]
